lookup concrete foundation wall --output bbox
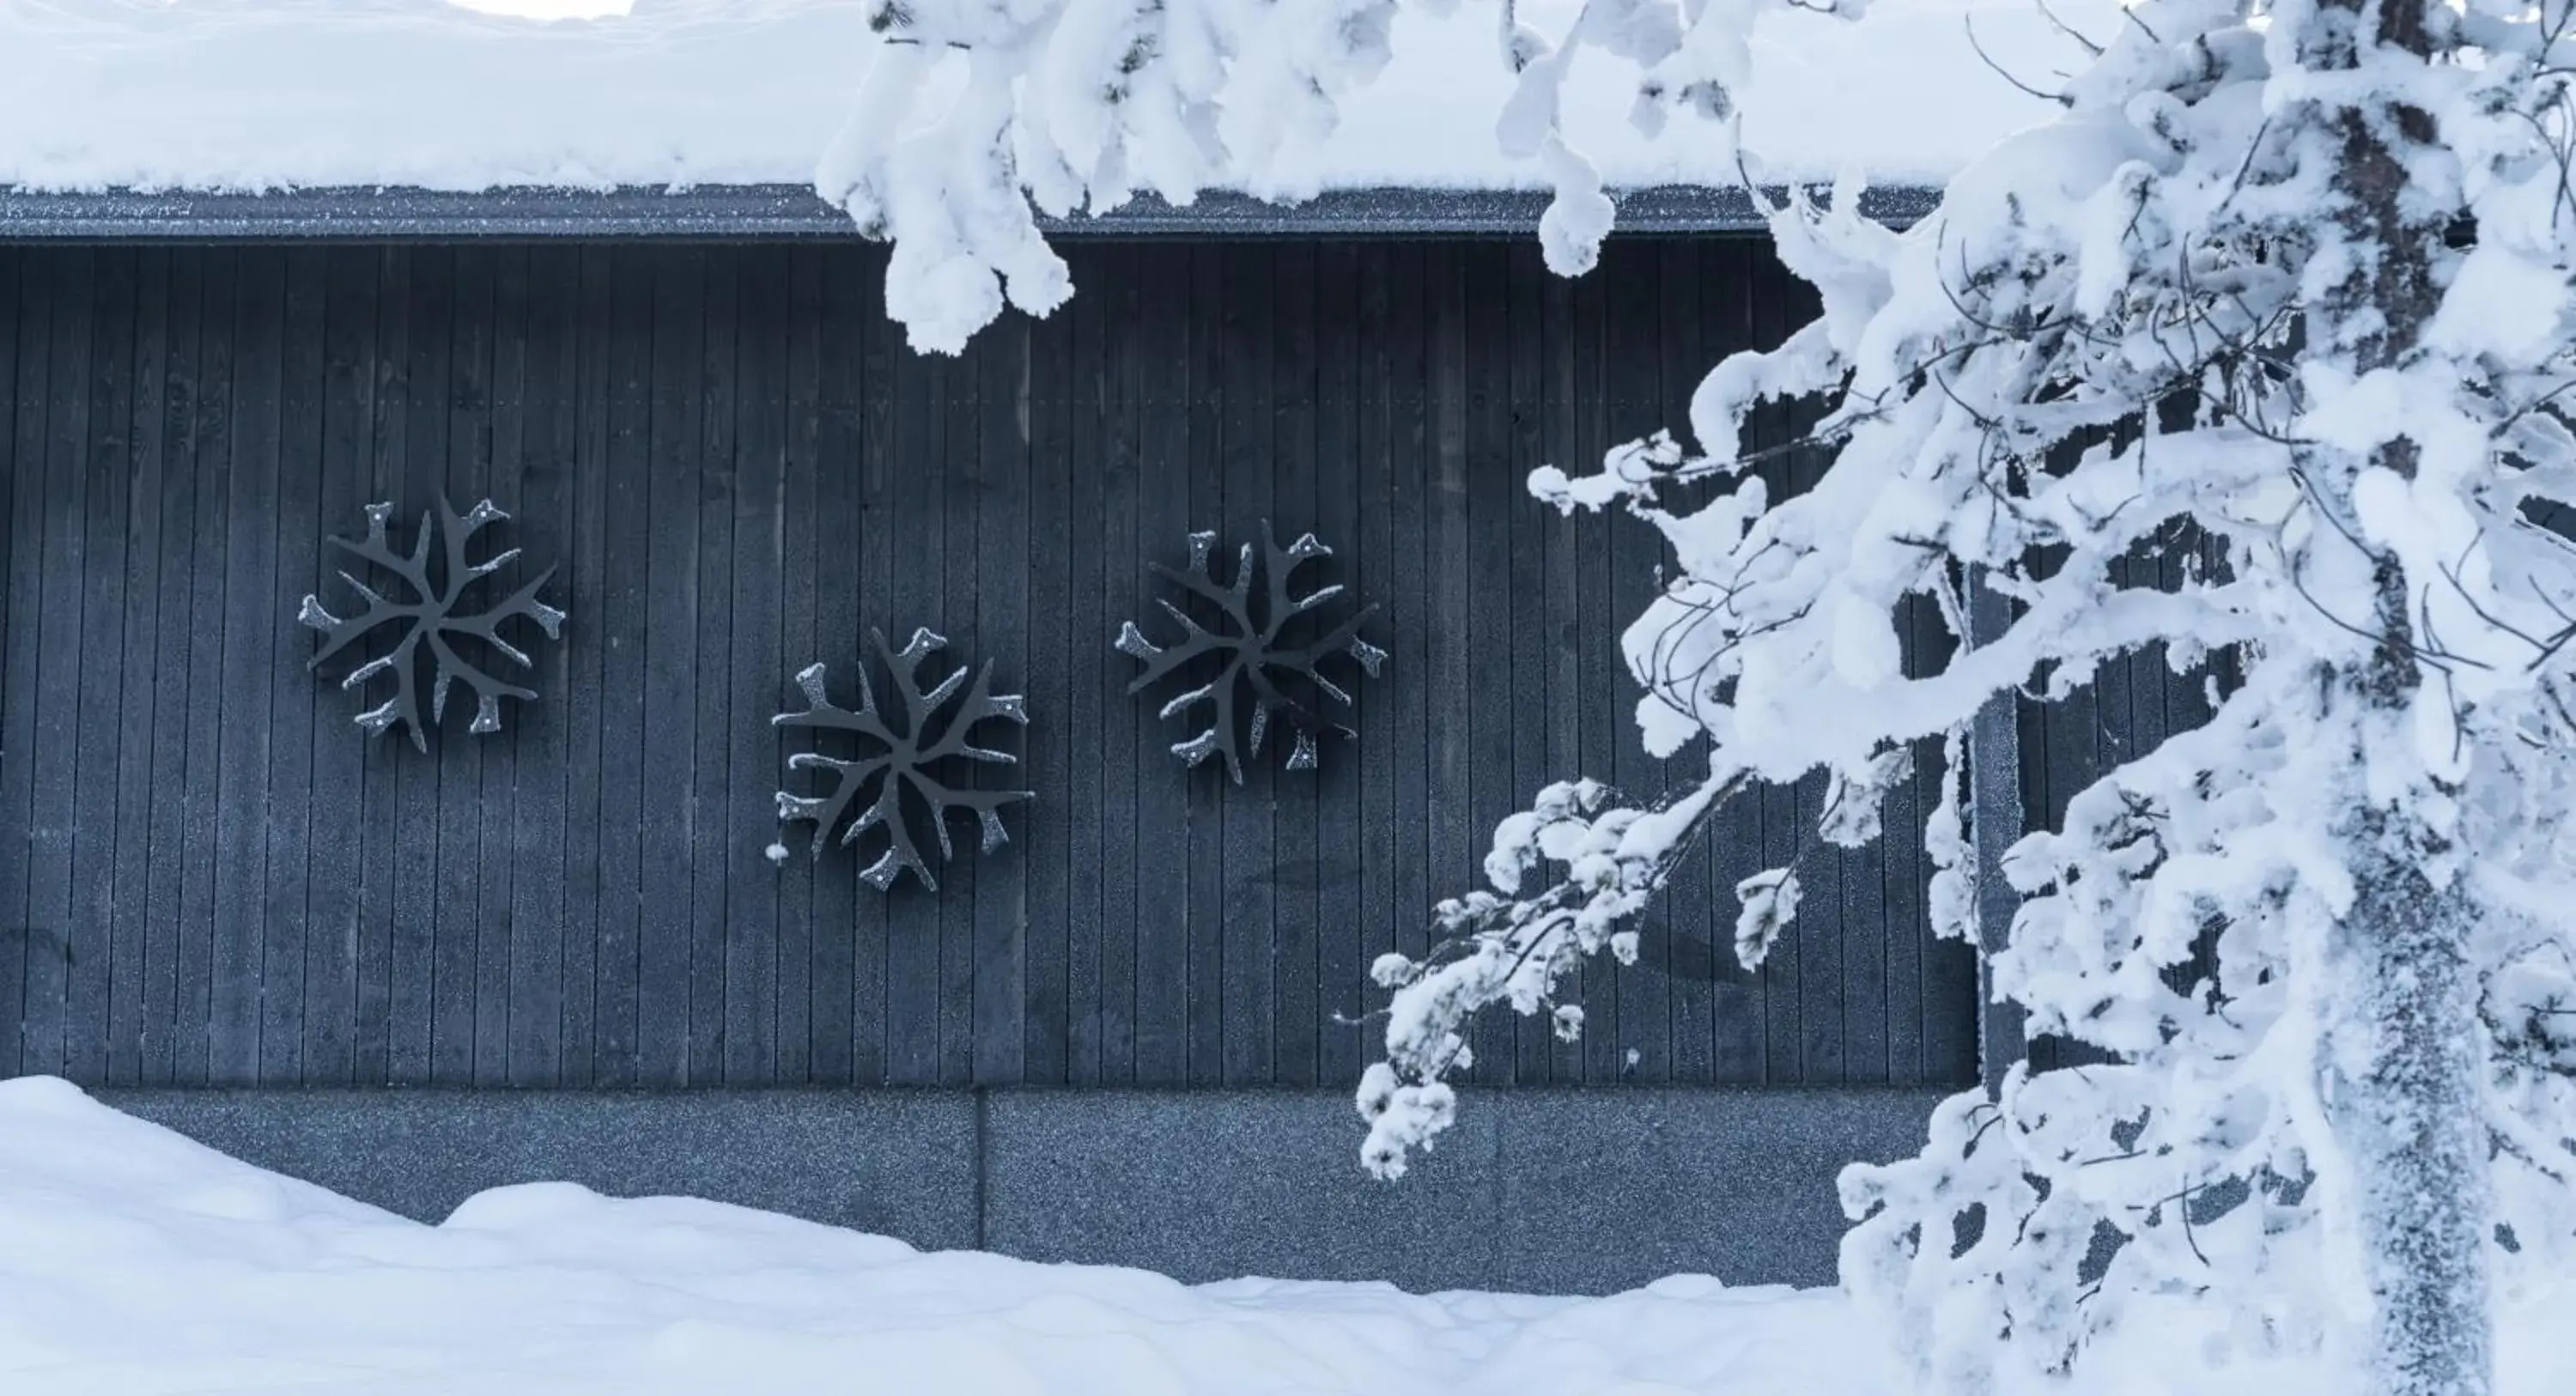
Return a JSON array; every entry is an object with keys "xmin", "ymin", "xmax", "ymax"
[{"xmin": 100, "ymin": 1086, "xmax": 1947, "ymax": 1294}]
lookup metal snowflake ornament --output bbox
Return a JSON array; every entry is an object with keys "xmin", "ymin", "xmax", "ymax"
[
  {"xmin": 773, "ymin": 627, "xmax": 1032, "ymax": 892},
  {"xmin": 297, "ymin": 497, "xmax": 568, "ymax": 753},
  {"xmin": 1117, "ymin": 521, "xmax": 1386, "ymax": 782}
]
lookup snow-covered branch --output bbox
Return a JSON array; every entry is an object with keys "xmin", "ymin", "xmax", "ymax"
[
  {"xmin": 825, "ymin": 0, "xmax": 2576, "ymax": 1390},
  {"xmin": 1343, "ymin": 2, "xmax": 2576, "ymax": 1390},
  {"xmin": 817, "ymin": 0, "xmax": 1867, "ymax": 351}
]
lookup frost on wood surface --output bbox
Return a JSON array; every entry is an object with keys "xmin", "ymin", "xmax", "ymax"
[
  {"xmin": 298, "ymin": 497, "xmax": 568, "ymax": 753},
  {"xmin": 1341, "ymin": 0, "xmax": 2576, "ymax": 1392},
  {"xmin": 1117, "ymin": 523, "xmax": 1384, "ymax": 783},
  {"xmin": 773, "ymin": 627, "xmax": 1031, "ymax": 892}
]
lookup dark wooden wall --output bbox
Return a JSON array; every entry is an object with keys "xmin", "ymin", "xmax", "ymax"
[{"xmin": 0, "ymin": 238, "xmax": 1980, "ymax": 1091}]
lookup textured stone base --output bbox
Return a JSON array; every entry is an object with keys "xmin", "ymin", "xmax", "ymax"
[{"xmin": 100, "ymin": 1085, "xmax": 1947, "ymax": 1294}]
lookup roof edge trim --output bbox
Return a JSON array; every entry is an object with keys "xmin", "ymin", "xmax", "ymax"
[{"xmin": 0, "ymin": 183, "xmax": 1940, "ymax": 240}]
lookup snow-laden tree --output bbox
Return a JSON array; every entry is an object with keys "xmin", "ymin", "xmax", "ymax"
[{"xmin": 824, "ymin": 2, "xmax": 2576, "ymax": 1393}]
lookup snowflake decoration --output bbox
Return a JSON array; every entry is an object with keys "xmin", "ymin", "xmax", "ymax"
[
  {"xmin": 773, "ymin": 627, "xmax": 1032, "ymax": 892},
  {"xmin": 297, "ymin": 497, "xmax": 568, "ymax": 753},
  {"xmin": 1117, "ymin": 521, "xmax": 1386, "ymax": 782}
]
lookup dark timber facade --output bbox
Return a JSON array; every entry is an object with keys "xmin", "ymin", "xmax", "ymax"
[{"xmin": 0, "ymin": 196, "xmax": 2042, "ymax": 1292}]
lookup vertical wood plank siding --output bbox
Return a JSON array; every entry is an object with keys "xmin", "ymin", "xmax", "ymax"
[{"xmin": 0, "ymin": 239, "xmax": 1978, "ymax": 1089}]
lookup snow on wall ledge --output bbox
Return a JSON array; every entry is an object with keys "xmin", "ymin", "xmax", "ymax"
[
  {"xmin": 1, "ymin": 1076, "xmax": 2573, "ymax": 1395},
  {"xmin": 0, "ymin": 0, "xmax": 2110, "ymax": 199},
  {"xmin": 0, "ymin": 1075, "xmax": 1890, "ymax": 1396}
]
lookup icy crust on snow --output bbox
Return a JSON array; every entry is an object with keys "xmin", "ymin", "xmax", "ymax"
[
  {"xmin": 0, "ymin": 0, "xmax": 2111, "ymax": 197},
  {"xmin": 0, "ymin": 1077, "xmax": 2566, "ymax": 1396}
]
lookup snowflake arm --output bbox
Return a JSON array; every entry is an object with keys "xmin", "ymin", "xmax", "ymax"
[
  {"xmin": 1118, "ymin": 520, "xmax": 1384, "ymax": 780},
  {"xmin": 774, "ymin": 627, "xmax": 1033, "ymax": 891},
  {"xmin": 298, "ymin": 497, "xmax": 568, "ymax": 751}
]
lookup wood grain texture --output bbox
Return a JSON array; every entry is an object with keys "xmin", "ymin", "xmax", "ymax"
[
  {"xmin": 68, "ymin": 248, "xmax": 133, "ymax": 1089},
  {"xmin": 0, "ymin": 252, "xmax": 28, "ymax": 1080},
  {"xmin": 0, "ymin": 240, "xmax": 1979, "ymax": 1090}
]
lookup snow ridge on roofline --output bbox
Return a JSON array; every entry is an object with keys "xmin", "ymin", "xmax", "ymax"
[
  {"xmin": 0, "ymin": 183, "xmax": 1942, "ymax": 240},
  {"xmin": 0, "ymin": 0, "xmax": 2098, "ymax": 224}
]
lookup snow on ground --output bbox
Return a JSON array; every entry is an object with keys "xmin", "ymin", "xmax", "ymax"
[
  {"xmin": 0, "ymin": 0, "xmax": 2116, "ymax": 196},
  {"xmin": 0, "ymin": 1077, "xmax": 1884, "ymax": 1396},
  {"xmin": 0, "ymin": 1077, "xmax": 2570, "ymax": 1396}
]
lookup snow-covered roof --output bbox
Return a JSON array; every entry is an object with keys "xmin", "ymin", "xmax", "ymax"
[
  {"xmin": 0, "ymin": 182, "xmax": 1949, "ymax": 240},
  {"xmin": 0, "ymin": 0, "xmax": 2107, "ymax": 232}
]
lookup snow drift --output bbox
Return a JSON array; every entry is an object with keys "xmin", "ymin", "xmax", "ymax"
[
  {"xmin": 0, "ymin": 0, "xmax": 2108, "ymax": 196},
  {"xmin": 0, "ymin": 1076, "xmax": 1880, "ymax": 1396},
  {"xmin": 0, "ymin": 1077, "xmax": 2567, "ymax": 1394}
]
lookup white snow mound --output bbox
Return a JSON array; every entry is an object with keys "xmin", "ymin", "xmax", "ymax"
[
  {"xmin": 0, "ymin": 0, "xmax": 2116, "ymax": 196},
  {"xmin": 1, "ymin": 1076, "xmax": 2569, "ymax": 1394},
  {"xmin": 0, "ymin": 1076, "xmax": 1880, "ymax": 1396}
]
